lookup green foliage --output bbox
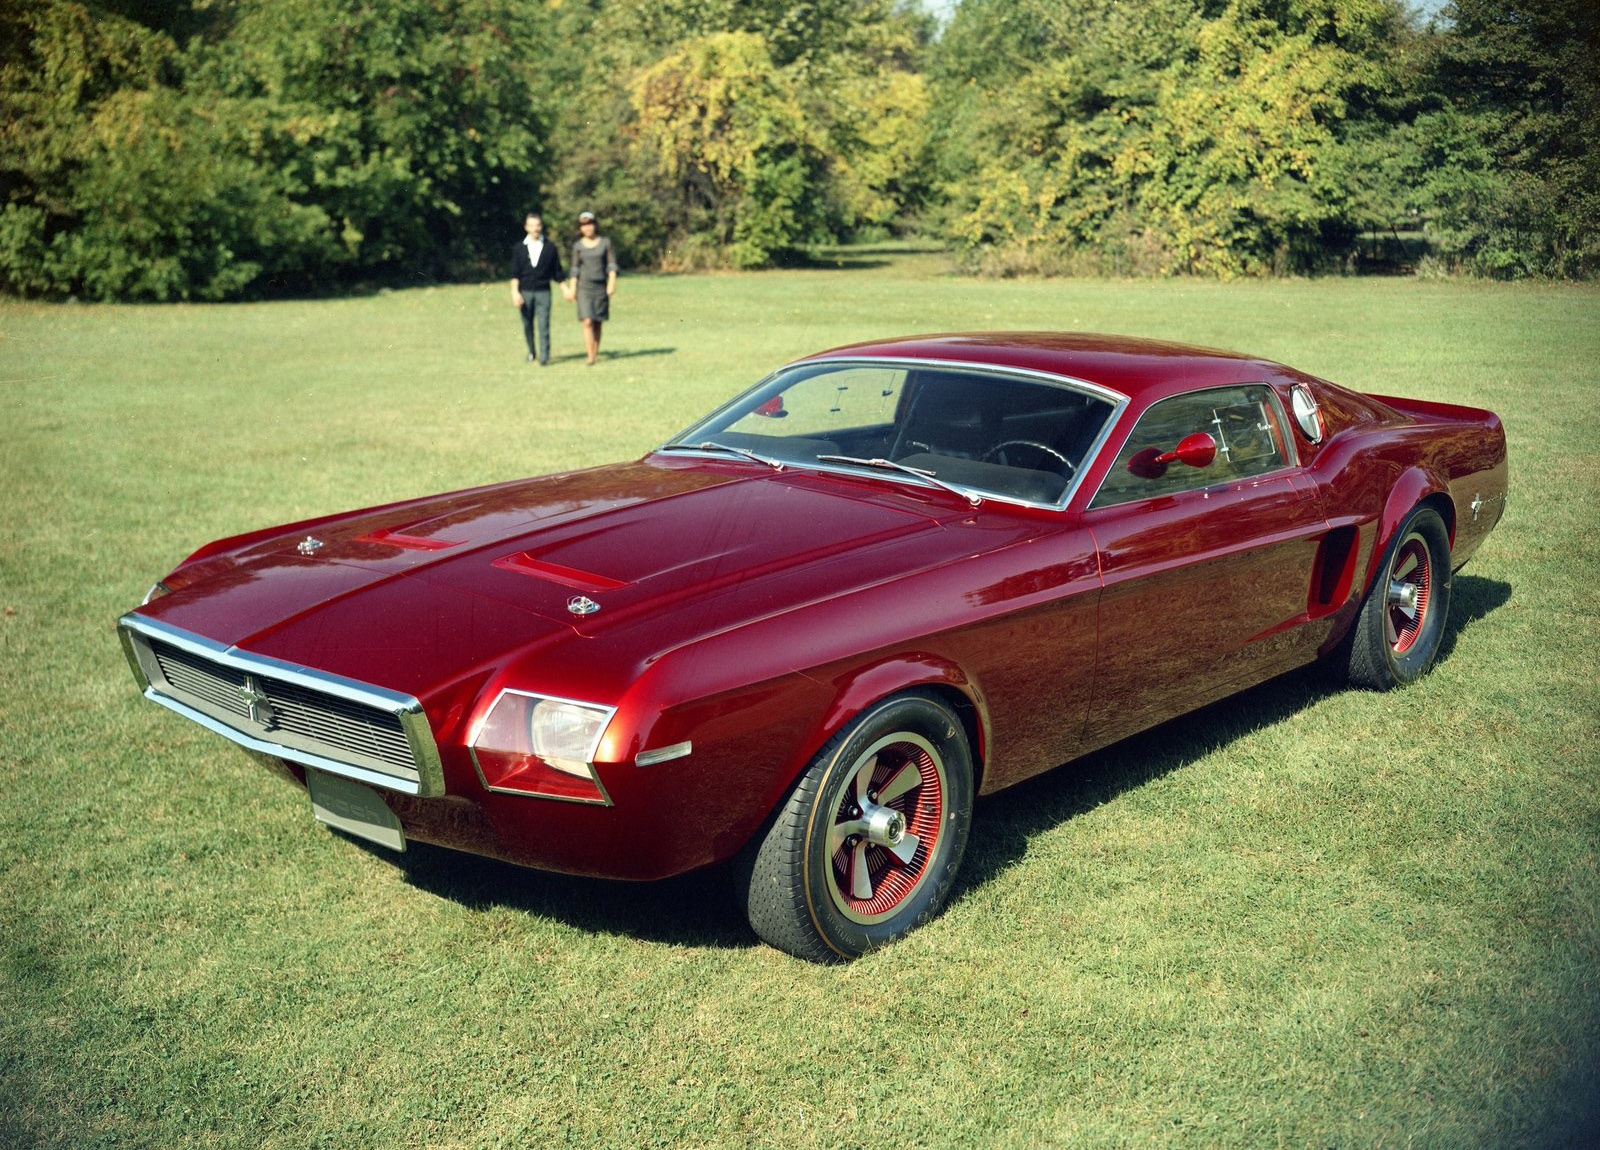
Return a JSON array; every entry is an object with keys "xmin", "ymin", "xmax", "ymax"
[
  {"xmin": 1, "ymin": 0, "xmax": 552, "ymax": 299},
  {"xmin": 1412, "ymin": 0, "xmax": 1600, "ymax": 277},
  {"xmin": 3, "ymin": 0, "xmax": 1594, "ymax": 293},
  {"xmin": 823, "ymin": 68, "xmax": 932, "ymax": 231},
  {"xmin": 40, "ymin": 87, "xmax": 337, "ymax": 300},
  {"xmin": 0, "ymin": 1, "xmax": 225, "ymax": 300},
  {"xmin": 0, "ymin": 0, "xmax": 340, "ymax": 302},
  {"xmin": 1, "ymin": 0, "xmax": 933, "ymax": 293},
  {"xmin": 595, "ymin": 0, "xmax": 931, "ymax": 268},
  {"xmin": 789, "ymin": 10, "xmax": 935, "ymax": 236},
  {"xmin": 935, "ymin": 0, "xmax": 1404, "ymax": 277},
  {"xmin": 630, "ymin": 31, "xmax": 826, "ymax": 267},
  {"xmin": 1136, "ymin": 5, "xmax": 1354, "ymax": 275},
  {"xmin": 193, "ymin": 0, "xmax": 551, "ymax": 277}
]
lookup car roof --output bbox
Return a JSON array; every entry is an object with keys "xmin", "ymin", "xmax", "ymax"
[{"xmin": 796, "ymin": 332, "xmax": 1288, "ymax": 406}]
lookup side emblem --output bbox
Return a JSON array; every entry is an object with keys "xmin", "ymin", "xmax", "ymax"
[
  {"xmin": 297, "ymin": 536, "xmax": 324, "ymax": 555},
  {"xmin": 567, "ymin": 596, "xmax": 601, "ymax": 616}
]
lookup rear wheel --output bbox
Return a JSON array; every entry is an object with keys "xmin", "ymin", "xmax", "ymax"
[
  {"xmin": 1347, "ymin": 505, "xmax": 1452, "ymax": 689},
  {"xmin": 738, "ymin": 692, "xmax": 974, "ymax": 961}
]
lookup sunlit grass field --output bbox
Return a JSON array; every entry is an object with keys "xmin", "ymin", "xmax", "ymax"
[{"xmin": 3, "ymin": 249, "xmax": 1598, "ymax": 1147}]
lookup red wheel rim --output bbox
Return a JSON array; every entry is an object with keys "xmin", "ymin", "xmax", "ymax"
[
  {"xmin": 1385, "ymin": 531, "xmax": 1432, "ymax": 654},
  {"xmin": 823, "ymin": 732, "xmax": 947, "ymax": 924}
]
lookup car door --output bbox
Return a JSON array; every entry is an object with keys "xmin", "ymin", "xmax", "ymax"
[{"xmin": 1080, "ymin": 384, "xmax": 1329, "ymax": 750}]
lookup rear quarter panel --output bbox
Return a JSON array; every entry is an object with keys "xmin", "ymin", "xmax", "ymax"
[
  {"xmin": 1292, "ymin": 383, "xmax": 1506, "ymax": 654},
  {"xmin": 1367, "ymin": 394, "xmax": 1509, "ymax": 570}
]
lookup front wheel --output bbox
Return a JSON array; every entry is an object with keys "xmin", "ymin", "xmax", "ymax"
[
  {"xmin": 738, "ymin": 692, "xmax": 974, "ymax": 961},
  {"xmin": 1346, "ymin": 505, "xmax": 1452, "ymax": 689}
]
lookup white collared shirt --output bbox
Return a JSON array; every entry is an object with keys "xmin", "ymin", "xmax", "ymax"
[{"xmin": 524, "ymin": 235, "xmax": 544, "ymax": 265}]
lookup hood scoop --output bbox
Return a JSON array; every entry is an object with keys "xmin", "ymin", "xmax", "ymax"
[
  {"xmin": 491, "ymin": 552, "xmax": 630, "ymax": 593},
  {"xmin": 356, "ymin": 525, "xmax": 465, "ymax": 552}
]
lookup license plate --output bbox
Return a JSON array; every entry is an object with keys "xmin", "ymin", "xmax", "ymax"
[{"xmin": 307, "ymin": 770, "xmax": 405, "ymax": 852}]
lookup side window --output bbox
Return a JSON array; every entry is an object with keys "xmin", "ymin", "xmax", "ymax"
[{"xmin": 1089, "ymin": 385, "xmax": 1290, "ymax": 509}]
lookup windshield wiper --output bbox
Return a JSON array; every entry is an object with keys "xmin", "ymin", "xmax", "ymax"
[
  {"xmin": 815, "ymin": 454, "xmax": 981, "ymax": 506},
  {"xmin": 659, "ymin": 441, "xmax": 783, "ymax": 470}
]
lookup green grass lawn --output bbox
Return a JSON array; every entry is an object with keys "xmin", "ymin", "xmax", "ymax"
[{"xmin": 3, "ymin": 252, "xmax": 1598, "ymax": 1147}]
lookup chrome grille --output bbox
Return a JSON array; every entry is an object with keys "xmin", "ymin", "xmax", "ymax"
[
  {"xmin": 267, "ymin": 679, "xmax": 414, "ymax": 770},
  {"xmin": 121, "ymin": 615, "xmax": 443, "ymax": 796},
  {"xmin": 155, "ymin": 641, "xmax": 251, "ymax": 713},
  {"xmin": 151, "ymin": 641, "xmax": 415, "ymax": 772}
]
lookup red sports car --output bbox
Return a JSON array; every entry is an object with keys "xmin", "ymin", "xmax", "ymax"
[{"xmin": 120, "ymin": 333, "xmax": 1507, "ymax": 960}]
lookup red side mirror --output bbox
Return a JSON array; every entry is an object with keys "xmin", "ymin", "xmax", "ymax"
[{"xmin": 1155, "ymin": 431, "xmax": 1217, "ymax": 469}]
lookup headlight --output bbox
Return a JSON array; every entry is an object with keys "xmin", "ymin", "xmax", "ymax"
[
  {"xmin": 529, "ymin": 697, "xmax": 611, "ymax": 771},
  {"xmin": 470, "ymin": 690, "xmax": 615, "ymax": 805}
]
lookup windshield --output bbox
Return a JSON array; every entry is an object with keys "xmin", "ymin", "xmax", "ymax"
[{"xmin": 667, "ymin": 361, "xmax": 1117, "ymax": 505}]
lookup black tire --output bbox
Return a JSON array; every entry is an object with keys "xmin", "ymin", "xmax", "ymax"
[
  {"xmin": 737, "ymin": 691, "xmax": 974, "ymax": 962},
  {"xmin": 1346, "ymin": 505, "xmax": 1452, "ymax": 689}
]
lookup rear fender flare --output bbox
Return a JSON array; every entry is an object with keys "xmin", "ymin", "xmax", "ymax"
[{"xmin": 1364, "ymin": 467, "xmax": 1455, "ymax": 594}]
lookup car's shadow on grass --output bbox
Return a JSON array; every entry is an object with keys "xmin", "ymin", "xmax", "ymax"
[
  {"xmin": 392, "ymin": 843, "xmax": 759, "ymax": 951},
  {"xmin": 1437, "ymin": 569, "xmax": 1512, "ymax": 664},
  {"xmin": 379, "ymin": 574, "xmax": 1510, "ymax": 953},
  {"xmin": 953, "ymin": 573, "xmax": 1512, "ymax": 898},
  {"xmin": 951, "ymin": 667, "xmax": 1337, "ymax": 900}
]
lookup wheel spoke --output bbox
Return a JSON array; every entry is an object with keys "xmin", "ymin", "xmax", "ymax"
[
  {"xmin": 854, "ymin": 755, "xmax": 876, "ymax": 805},
  {"xmin": 829, "ymin": 817, "xmax": 867, "ymax": 856},
  {"xmin": 888, "ymin": 832, "xmax": 920, "ymax": 865},
  {"xmin": 850, "ymin": 841, "xmax": 873, "ymax": 900},
  {"xmin": 1393, "ymin": 550, "xmax": 1419, "ymax": 581},
  {"xmin": 876, "ymin": 760, "xmax": 921, "ymax": 805}
]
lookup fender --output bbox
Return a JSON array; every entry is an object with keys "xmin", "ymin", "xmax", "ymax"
[
  {"xmin": 1363, "ymin": 466, "xmax": 1454, "ymax": 594},
  {"xmin": 798, "ymin": 653, "xmax": 990, "ymax": 789}
]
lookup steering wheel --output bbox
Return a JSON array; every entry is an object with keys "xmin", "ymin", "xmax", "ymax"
[{"xmin": 981, "ymin": 439, "xmax": 1075, "ymax": 474}]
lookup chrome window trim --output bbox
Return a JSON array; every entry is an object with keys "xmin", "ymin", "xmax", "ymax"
[
  {"xmin": 118, "ymin": 613, "xmax": 445, "ymax": 797},
  {"xmin": 661, "ymin": 356, "xmax": 1130, "ymax": 512},
  {"xmin": 1084, "ymin": 381, "xmax": 1299, "ymax": 511}
]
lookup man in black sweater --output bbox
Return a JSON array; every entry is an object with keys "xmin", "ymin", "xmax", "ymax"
[{"xmin": 510, "ymin": 213, "xmax": 564, "ymax": 365}]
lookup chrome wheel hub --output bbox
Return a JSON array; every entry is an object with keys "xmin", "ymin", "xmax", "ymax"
[
  {"xmin": 1387, "ymin": 579, "xmax": 1419, "ymax": 618},
  {"xmin": 862, "ymin": 803, "xmax": 907, "ymax": 847}
]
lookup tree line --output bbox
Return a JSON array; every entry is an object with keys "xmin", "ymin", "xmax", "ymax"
[{"xmin": 1, "ymin": 0, "xmax": 1594, "ymax": 301}]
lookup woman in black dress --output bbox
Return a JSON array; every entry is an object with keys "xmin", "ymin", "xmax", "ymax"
[{"xmin": 563, "ymin": 211, "xmax": 618, "ymax": 365}]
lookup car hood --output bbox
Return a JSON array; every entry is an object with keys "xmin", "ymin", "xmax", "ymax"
[{"xmin": 141, "ymin": 459, "xmax": 996, "ymax": 698}]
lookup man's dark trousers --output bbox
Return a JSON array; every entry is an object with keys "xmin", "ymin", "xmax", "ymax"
[{"xmin": 521, "ymin": 288, "xmax": 552, "ymax": 364}]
